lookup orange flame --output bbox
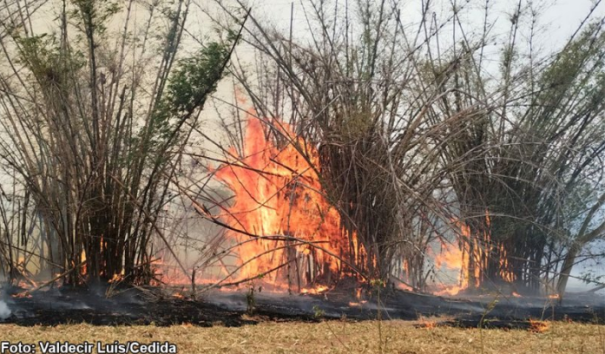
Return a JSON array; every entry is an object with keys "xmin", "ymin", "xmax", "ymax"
[
  {"xmin": 214, "ymin": 112, "xmax": 360, "ymax": 289},
  {"xmin": 81, "ymin": 249, "xmax": 87, "ymax": 276},
  {"xmin": 301, "ymin": 285, "xmax": 330, "ymax": 295},
  {"xmin": 529, "ymin": 319, "xmax": 549, "ymax": 333},
  {"xmin": 108, "ymin": 272, "xmax": 124, "ymax": 284},
  {"xmin": 11, "ymin": 292, "xmax": 32, "ymax": 298},
  {"xmin": 434, "ymin": 211, "xmax": 515, "ymax": 296},
  {"xmin": 420, "ymin": 319, "xmax": 437, "ymax": 329}
]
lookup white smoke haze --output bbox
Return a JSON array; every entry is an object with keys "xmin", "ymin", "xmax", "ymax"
[{"xmin": 0, "ymin": 300, "xmax": 10, "ymax": 320}]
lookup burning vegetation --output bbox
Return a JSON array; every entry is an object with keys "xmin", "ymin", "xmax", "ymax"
[
  {"xmin": 0, "ymin": 0, "xmax": 604, "ymax": 313},
  {"xmin": 213, "ymin": 112, "xmax": 365, "ymax": 291},
  {"xmin": 434, "ymin": 214, "xmax": 515, "ymax": 296}
]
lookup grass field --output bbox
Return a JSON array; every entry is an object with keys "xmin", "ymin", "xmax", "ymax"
[{"xmin": 1, "ymin": 320, "xmax": 604, "ymax": 353}]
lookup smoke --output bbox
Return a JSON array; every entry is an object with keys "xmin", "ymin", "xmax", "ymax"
[{"xmin": 0, "ymin": 300, "xmax": 10, "ymax": 320}]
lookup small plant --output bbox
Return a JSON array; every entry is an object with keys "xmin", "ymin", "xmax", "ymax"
[
  {"xmin": 479, "ymin": 297, "xmax": 499, "ymax": 354},
  {"xmin": 246, "ymin": 287, "xmax": 256, "ymax": 315},
  {"xmin": 312, "ymin": 305, "xmax": 325, "ymax": 319}
]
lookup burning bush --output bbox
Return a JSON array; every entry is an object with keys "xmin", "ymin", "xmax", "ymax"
[
  {"xmin": 210, "ymin": 112, "xmax": 366, "ymax": 291},
  {"xmin": 207, "ymin": 0, "xmax": 605, "ymax": 298}
]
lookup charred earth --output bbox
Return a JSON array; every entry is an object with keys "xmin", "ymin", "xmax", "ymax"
[{"xmin": 1, "ymin": 284, "xmax": 604, "ymax": 328}]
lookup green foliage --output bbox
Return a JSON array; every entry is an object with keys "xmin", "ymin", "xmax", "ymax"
[
  {"xmin": 139, "ymin": 40, "xmax": 233, "ymax": 162},
  {"xmin": 16, "ymin": 34, "xmax": 86, "ymax": 89},
  {"xmin": 312, "ymin": 305, "xmax": 325, "ymax": 319},
  {"xmin": 166, "ymin": 42, "xmax": 232, "ymax": 115},
  {"xmin": 70, "ymin": 0, "xmax": 122, "ymax": 35},
  {"xmin": 148, "ymin": 101, "xmax": 176, "ymax": 147}
]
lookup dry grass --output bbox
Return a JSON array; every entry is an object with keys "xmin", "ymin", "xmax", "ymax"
[{"xmin": 0, "ymin": 320, "xmax": 603, "ymax": 353}]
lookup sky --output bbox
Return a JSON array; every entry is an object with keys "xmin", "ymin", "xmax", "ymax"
[{"xmin": 241, "ymin": 0, "xmax": 605, "ymax": 52}]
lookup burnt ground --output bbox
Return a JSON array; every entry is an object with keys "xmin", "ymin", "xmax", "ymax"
[{"xmin": 1, "ymin": 284, "xmax": 604, "ymax": 328}]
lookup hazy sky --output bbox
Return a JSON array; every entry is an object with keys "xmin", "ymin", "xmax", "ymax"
[{"xmin": 240, "ymin": 0, "xmax": 604, "ymax": 52}]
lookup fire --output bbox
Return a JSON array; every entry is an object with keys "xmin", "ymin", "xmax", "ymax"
[
  {"xmin": 512, "ymin": 292, "xmax": 522, "ymax": 298},
  {"xmin": 81, "ymin": 249, "xmax": 87, "ymax": 276},
  {"xmin": 548, "ymin": 294, "xmax": 560, "ymax": 300},
  {"xmin": 214, "ymin": 111, "xmax": 361, "ymax": 289},
  {"xmin": 434, "ymin": 237, "xmax": 467, "ymax": 296},
  {"xmin": 529, "ymin": 319, "xmax": 549, "ymax": 333},
  {"xmin": 108, "ymin": 272, "xmax": 124, "ymax": 284},
  {"xmin": 395, "ymin": 282, "xmax": 413, "ymax": 292},
  {"xmin": 434, "ymin": 212, "xmax": 515, "ymax": 296},
  {"xmin": 11, "ymin": 292, "xmax": 32, "ymax": 298},
  {"xmin": 301, "ymin": 285, "xmax": 330, "ymax": 295},
  {"xmin": 419, "ymin": 319, "xmax": 437, "ymax": 329}
]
